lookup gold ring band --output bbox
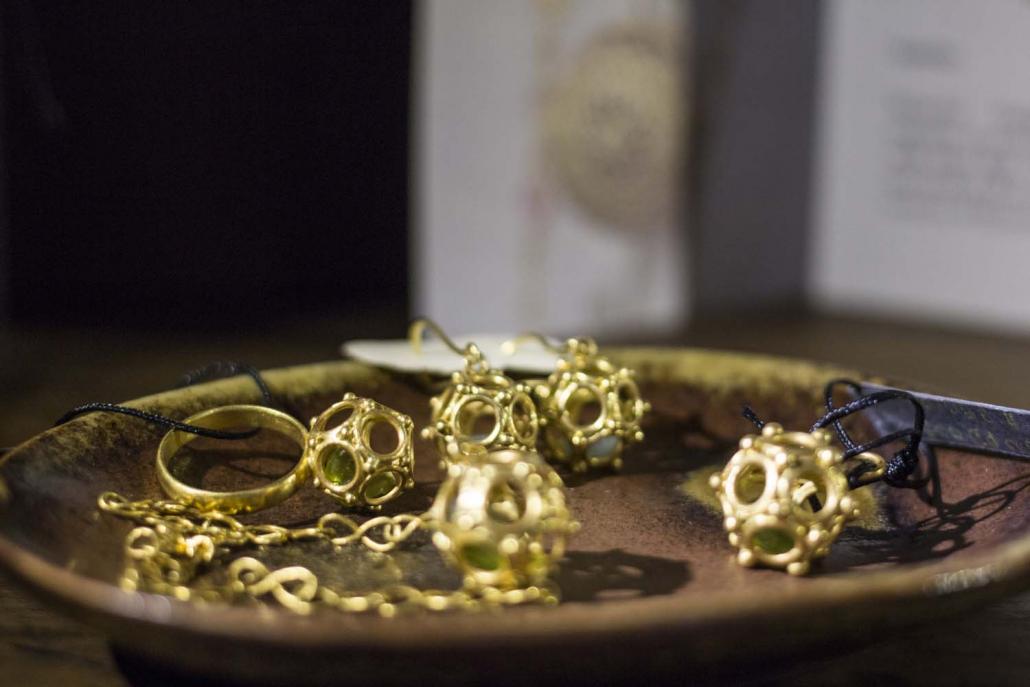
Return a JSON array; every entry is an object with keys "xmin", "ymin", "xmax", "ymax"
[{"xmin": 156, "ymin": 405, "xmax": 309, "ymax": 514}]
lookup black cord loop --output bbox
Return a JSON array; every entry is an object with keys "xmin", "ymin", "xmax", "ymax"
[
  {"xmin": 178, "ymin": 361, "xmax": 277, "ymax": 408},
  {"xmin": 741, "ymin": 381, "xmax": 927, "ymax": 490},
  {"xmin": 821, "ymin": 379, "xmax": 926, "ymax": 489}
]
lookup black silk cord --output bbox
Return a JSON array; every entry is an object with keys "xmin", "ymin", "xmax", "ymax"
[
  {"xmin": 54, "ymin": 402, "xmax": 259, "ymax": 440},
  {"xmin": 53, "ymin": 361, "xmax": 285, "ymax": 440},
  {"xmin": 742, "ymin": 381, "xmax": 927, "ymax": 490}
]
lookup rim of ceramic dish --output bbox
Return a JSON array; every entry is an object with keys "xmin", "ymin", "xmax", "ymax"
[{"xmin": 0, "ymin": 352, "xmax": 1027, "ymax": 651}]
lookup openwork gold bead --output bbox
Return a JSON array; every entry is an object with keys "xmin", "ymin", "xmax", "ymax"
[
  {"xmin": 429, "ymin": 448, "xmax": 578, "ymax": 593},
  {"xmin": 307, "ymin": 393, "xmax": 415, "ymax": 510},
  {"xmin": 710, "ymin": 422, "xmax": 862, "ymax": 575},
  {"xmin": 536, "ymin": 338, "xmax": 649, "ymax": 472},
  {"xmin": 423, "ymin": 363, "xmax": 539, "ymax": 463}
]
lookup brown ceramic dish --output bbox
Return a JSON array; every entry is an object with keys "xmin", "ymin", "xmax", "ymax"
[{"xmin": 0, "ymin": 349, "xmax": 1028, "ymax": 685}]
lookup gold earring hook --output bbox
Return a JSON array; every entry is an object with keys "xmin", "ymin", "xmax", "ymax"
[
  {"xmin": 501, "ymin": 332, "xmax": 565, "ymax": 356},
  {"xmin": 409, "ymin": 318, "xmax": 489, "ymax": 369},
  {"xmin": 409, "ymin": 318, "xmax": 468, "ymax": 357}
]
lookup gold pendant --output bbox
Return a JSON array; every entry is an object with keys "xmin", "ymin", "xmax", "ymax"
[{"xmin": 709, "ymin": 422, "xmax": 873, "ymax": 575}]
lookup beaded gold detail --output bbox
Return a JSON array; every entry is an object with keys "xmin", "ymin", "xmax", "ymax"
[
  {"xmin": 709, "ymin": 423, "xmax": 875, "ymax": 575},
  {"xmin": 430, "ymin": 447, "xmax": 578, "ymax": 592},
  {"xmin": 307, "ymin": 394, "xmax": 415, "ymax": 509},
  {"xmin": 99, "ymin": 446, "xmax": 577, "ymax": 615},
  {"xmin": 531, "ymin": 337, "xmax": 649, "ymax": 472},
  {"xmin": 425, "ymin": 362, "xmax": 540, "ymax": 462},
  {"xmin": 411, "ymin": 319, "xmax": 540, "ymax": 462}
]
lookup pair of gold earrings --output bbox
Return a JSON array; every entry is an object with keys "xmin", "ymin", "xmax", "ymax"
[{"xmin": 412, "ymin": 319, "xmax": 650, "ymax": 473}]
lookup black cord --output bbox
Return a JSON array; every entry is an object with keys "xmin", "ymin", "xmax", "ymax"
[
  {"xmin": 741, "ymin": 383, "xmax": 927, "ymax": 490},
  {"xmin": 820, "ymin": 380, "xmax": 926, "ymax": 489},
  {"xmin": 54, "ymin": 402, "xmax": 259, "ymax": 440},
  {"xmin": 52, "ymin": 361, "xmax": 284, "ymax": 440},
  {"xmin": 178, "ymin": 361, "xmax": 277, "ymax": 408},
  {"xmin": 823, "ymin": 378, "xmax": 861, "ymax": 453},
  {"xmin": 741, "ymin": 405, "xmax": 765, "ymax": 430}
]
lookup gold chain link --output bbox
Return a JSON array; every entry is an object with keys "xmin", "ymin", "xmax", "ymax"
[{"xmin": 98, "ymin": 492, "xmax": 557, "ymax": 615}]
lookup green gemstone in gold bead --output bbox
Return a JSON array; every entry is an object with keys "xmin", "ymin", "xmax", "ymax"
[
  {"xmin": 753, "ymin": 528, "xmax": 794, "ymax": 555},
  {"xmin": 362, "ymin": 471, "xmax": 399, "ymax": 500},
  {"xmin": 322, "ymin": 446, "xmax": 357, "ymax": 486},
  {"xmin": 461, "ymin": 541, "xmax": 502, "ymax": 571}
]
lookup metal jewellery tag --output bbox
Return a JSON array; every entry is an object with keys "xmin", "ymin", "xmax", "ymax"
[{"xmin": 858, "ymin": 382, "xmax": 1030, "ymax": 459}]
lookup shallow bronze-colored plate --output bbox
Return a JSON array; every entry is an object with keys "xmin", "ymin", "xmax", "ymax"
[{"xmin": 1, "ymin": 349, "xmax": 1029, "ymax": 685}]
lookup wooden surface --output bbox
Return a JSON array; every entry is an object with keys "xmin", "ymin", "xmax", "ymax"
[{"xmin": 1, "ymin": 315, "xmax": 1029, "ymax": 686}]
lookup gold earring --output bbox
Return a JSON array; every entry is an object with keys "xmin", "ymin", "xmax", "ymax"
[
  {"xmin": 506, "ymin": 334, "xmax": 650, "ymax": 472},
  {"xmin": 306, "ymin": 393, "xmax": 416, "ymax": 510},
  {"xmin": 410, "ymin": 319, "xmax": 540, "ymax": 463},
  {"xmin": 709, "ymin": 422, "xmax": 883, "ymax": 575}
]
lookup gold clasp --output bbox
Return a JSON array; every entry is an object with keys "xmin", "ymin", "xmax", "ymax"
[{"xmin": 844, "ymin": 451, "xmax": 887, "ymax": 487}]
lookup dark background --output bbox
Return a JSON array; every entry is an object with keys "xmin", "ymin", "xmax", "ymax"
[
  {"xmin": 2, "ymin": 1, "xmax": 825, "ymax": 331},
  {"xmin": 2, "ymin": 1, "xmax": 412, "ymax": 329}
]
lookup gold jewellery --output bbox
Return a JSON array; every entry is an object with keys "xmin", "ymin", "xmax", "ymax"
[
  {"xmin": 411, "ymin": 319, "xmax": 540, "ymax": 462},
  {"xmin": 410, "ymin": 320, "xmax": 650, "ymax": 472},
  {"xmin": 307, "ymin": 394, "xmax": 415, "ymax": 509},
  {"xmin": 430, "ymin": 446, "xmax": 577, "ymax": 591},
  {"xmin": 508, "ymin": 334, "xmax": 650, "ymax": 472},
  {"xmin": 710, "ymin": 422, "xmax": 885, "ymax": 575},
  {"xmin": 100, "ymin": 447, "xmax": 577, "ymax": 615},
  {"xmin": 156, "ymin": 405, "xmax": 310, "ymax": 514},
  {"xmin": 99, "ymin": 324, "xmax": 635, "ymax": 615},
  {"xmin": 157, "ymin": 399, "xmax": 415, "ymax": 512}
]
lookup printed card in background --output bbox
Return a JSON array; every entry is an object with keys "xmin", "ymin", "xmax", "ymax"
[
  {"xmin": 812, "ymin": 0, "xmax": 1030, "ymax": 331},
  {"xmin": 415, "ymin": 0, "xmax": 691, "ymax": 336}
]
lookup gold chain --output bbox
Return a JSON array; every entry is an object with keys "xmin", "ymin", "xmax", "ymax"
[{"xmin": 98, "ymin": 492, "xmax": 556, "ymax": 615}]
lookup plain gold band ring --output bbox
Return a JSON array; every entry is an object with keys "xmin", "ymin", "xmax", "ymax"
[{"xmin": 156, "ymin": 405, "xmax": 309, "ymax": 514}]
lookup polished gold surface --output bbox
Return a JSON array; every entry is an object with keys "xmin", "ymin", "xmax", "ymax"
[
  {"xmin": 100, "ymin": 447, "xmax": 576, "ymax": 616},
  {"xmin": 710, "ymin": 423, "xmax": 863, "ymax": 575},
  {"xmin": 429, "ymin": 447, "xmax": 578, "ymax": 594},
  {"xmin": 307, "ymin": 393, "xmax": 415, "ymax": 509},
  {"xmin": 155, "ymin": 405, "xmax": 310, "ymax": 514},
  {"xmin": 518, "ymin": 335, "xmax": 650, "ymax": 472},
  {"xmin": 411, "ymin": 319, "xmax": 541, "ymax": 461}
]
